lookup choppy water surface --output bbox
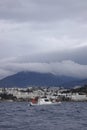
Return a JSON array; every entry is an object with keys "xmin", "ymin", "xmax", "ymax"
[{"xmin": 0, "ymin": 102, "xmax": 87, "ymax": 130}]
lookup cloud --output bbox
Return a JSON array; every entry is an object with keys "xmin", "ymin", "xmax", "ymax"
[
  {"xmin": 0, "ymin": 0, "xmax": 87, "ymax": 79},
  {"xmin": 0, "ymin": 0, "xmax": 87, "ymax": 22},
  {"xmin": 0, "ymin": 20, "xmax": 87, "ymax": 59},
  {"xmin": 0, "ymin": 58, "xmax": 87, "ymax": 79}
]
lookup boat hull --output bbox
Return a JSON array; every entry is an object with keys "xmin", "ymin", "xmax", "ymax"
[{"xmin": 29, "ymin": 101, "xmax": 61, "ymax": 106}]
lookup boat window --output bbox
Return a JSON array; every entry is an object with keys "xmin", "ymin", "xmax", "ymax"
[{"xmin": 44, "ymin": 99, "xmax": 49, "ymax": 102}]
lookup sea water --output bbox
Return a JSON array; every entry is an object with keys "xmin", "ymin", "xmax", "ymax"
[{"xmin": 0, "ymin": 102, "xmax": 87, "ymax": 130}]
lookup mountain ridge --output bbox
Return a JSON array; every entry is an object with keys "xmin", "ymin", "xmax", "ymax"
[{"xmin": 0, "ymin": 71, "xmax": 87, "ymax": 88}]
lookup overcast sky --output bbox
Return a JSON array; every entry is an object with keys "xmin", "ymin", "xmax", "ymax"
[{"xmin": 0, "ymin": 0, "xmax": 87, "ymax": 79}]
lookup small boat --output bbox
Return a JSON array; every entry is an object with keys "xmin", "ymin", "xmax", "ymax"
[{"xmin": 29, "ymin": 98, "xmax": 61, "ymax": 106}]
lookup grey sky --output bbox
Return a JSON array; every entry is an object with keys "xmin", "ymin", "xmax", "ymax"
[{"xmin": 0, "ymin": 0, "xmax": 87, "ymax": 79}]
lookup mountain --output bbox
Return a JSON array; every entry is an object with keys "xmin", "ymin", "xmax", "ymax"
[{"xmin": 0, "ymin": 71, "xmax": 87, "ymax": 88}]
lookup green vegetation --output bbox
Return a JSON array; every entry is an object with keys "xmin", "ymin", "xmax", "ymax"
[
  {"xmin": 0, "ymin": 93, "xmax": 17, "ymax": 101},
  {"xmin": 62, "ymin": 84, "xmax": 87, "ymax": 94}
]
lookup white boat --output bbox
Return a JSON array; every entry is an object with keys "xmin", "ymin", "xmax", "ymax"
[{"xmin": 29, "ymin": 98, "xmax": 61, "ymax": 106}]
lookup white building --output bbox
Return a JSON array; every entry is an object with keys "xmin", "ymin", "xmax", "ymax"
[{"xmin": 71, "ymin": 93, "xmax": 87, "ymax": 101}]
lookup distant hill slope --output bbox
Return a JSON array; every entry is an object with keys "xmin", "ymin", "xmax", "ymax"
[{"xmin": 0, "ymin": 71, "xmax": 87, "ymax": 88}]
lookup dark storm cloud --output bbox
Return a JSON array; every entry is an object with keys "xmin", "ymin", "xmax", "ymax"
[{"xmin": 13, "ymin": 45, "xmax": 87, "ymax": 65}]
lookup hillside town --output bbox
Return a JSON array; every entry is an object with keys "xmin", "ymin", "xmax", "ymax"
[{"xmin": 0, "ymin": 85, "xmax": 87, "ymax": 102}]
